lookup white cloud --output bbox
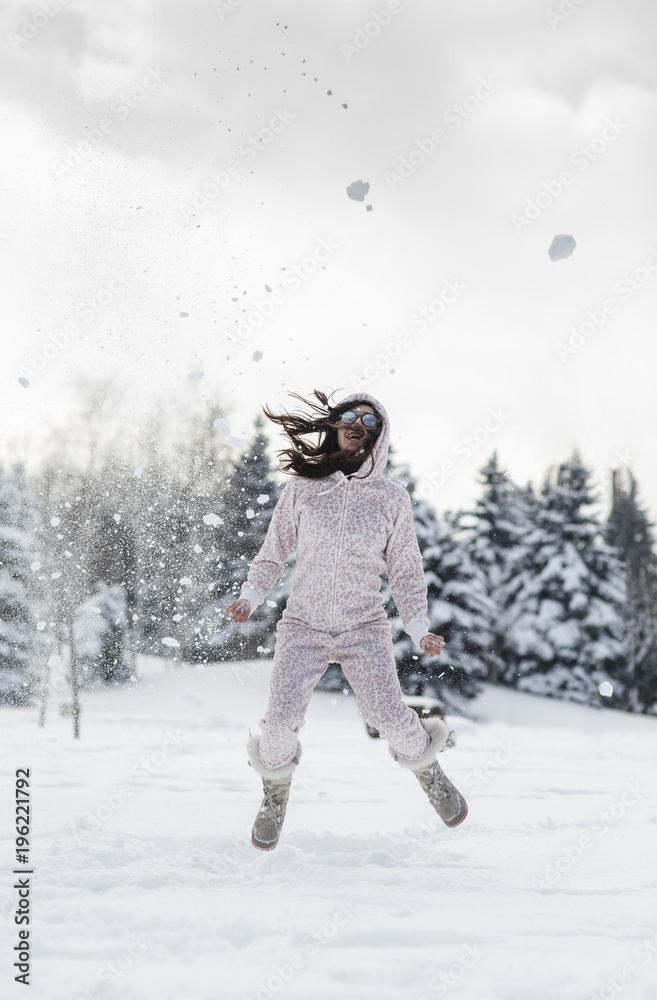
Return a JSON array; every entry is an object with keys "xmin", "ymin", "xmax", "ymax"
[{"xmin": 1, "ymin": 0, "xmax": 656, "ymax": 517}]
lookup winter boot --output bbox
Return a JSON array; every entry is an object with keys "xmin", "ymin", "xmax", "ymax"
[
  {"xmin": 246, "ymin": 733, "xmax": 302, "ymax": 851},
  {"xmin": 389, "ymin": 717, "xmax": 468, "ymax": 828}
]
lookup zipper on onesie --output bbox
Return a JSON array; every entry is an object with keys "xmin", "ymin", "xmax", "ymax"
[{"xmin": 329, "ymin": 476, "xmax": 352, "ymax": 631}]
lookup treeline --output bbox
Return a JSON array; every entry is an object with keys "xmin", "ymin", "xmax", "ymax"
[
  {"xmin": 0, "ymin": 387, "xmax": 656, "ymax": 715},
  {"xmin": 381, "ymin": 454, "xmax": 657, "ymax": 715}
]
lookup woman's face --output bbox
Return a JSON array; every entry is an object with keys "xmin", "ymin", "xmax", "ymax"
[{"xmin": 336, "ymin": 404, "xmax": 379, "ymax": 455}]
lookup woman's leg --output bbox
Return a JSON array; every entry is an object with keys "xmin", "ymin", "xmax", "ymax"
[
  {"xmin": 257, "ymin": 622, "xmax": 331, "ymax": 769},
  {"xmin": 336, "ymin": 623, "xmax": 431, "ymax": 760}
]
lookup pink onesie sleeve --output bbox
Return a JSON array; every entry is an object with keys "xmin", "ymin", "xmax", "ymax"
[
  {"xmin": 239, "ymin": 477, "xmax": 299, "ymax": 614},
  {"xmin": 384, "ymin": 489, "xmax": 431, "ymax": 652}
]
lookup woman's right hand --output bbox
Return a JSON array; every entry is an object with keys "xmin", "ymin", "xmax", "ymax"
[{"xmin": 226, "ymin": 598, "xmax": 251, "ymax": 623}]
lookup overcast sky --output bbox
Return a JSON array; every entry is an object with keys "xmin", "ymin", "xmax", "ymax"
[{"xmin": 1, "ymin": 0, "xmax": 656, "ymax": 519}]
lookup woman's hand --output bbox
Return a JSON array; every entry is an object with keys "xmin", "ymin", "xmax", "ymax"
[
  {"xmin": 419, "ymin": 633, "xmax": 445, "ymax": 658},
  {"xmin": 226, "ymin": 599, "xmax": 251, "ymax": 623}
]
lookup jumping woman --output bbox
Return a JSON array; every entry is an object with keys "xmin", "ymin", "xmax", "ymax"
[{"xmin": 225, "ymin": 389, "xmax": 468, "ymax": 851}]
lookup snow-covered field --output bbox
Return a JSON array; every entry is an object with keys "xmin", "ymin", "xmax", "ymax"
[{"xmin": 2, "ymin": 657, "xmax": 657, "ymax": 1000}]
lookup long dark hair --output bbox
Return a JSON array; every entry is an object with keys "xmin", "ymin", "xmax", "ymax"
[{"xmin": 262, "ymin": 388, "xmax": 382, "ymax": 480}]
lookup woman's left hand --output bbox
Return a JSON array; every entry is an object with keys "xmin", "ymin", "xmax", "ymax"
[{"xmin": 419, "ymin": 634, "xmax": 445, "ymax": 658}]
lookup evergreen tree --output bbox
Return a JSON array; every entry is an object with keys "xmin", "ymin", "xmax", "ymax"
[
  {"xmin": 73, "ymin": 581, "xmax": 136, "ymax": 686},
  {"xmin": 22, "ymin": 381, "xmax": 239, "ymax": 666},
  {"xmin": 34, "ymin": 463, "xmax": 96, "ymax": 636},
  {"xmin": 466, "ymin": 453, "xmax": 528, "ymax": 682},
  {"xmin": 126, "ymin": 407, "xmax": 231, "ymax": 659},
  {"xmin": 606, "ymin": 468, "xmax": 657, "ymax": 712},
  {"xmin": 0, "ymin": 464, "xmax": 51, "ymax": 705},
  {"xmin": 131, "ymin": 463, "xmax": 192, "ymax": 654},
  {"xmin": 383, "ymin": 462, "xmax": 493, "ymax": 711},
  {"xmin": 186, "ymin": 415, "xmax": 288, "ymax": 662},
  {"xmin": 500, "ymin": 453, "xmax": 626, "ymax": 704},
  {"xmin": 88, "ymin": 466, "xmax": 138, "ymax": 613}
]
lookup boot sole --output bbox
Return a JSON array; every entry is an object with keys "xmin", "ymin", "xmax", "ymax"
[
  {"xmin": 443, "ymin": 802, "xmax": 468, "ymax": 828},
  {"xmin": 251, "ymin": 831, "xmax": 280, "ymax": 851}
]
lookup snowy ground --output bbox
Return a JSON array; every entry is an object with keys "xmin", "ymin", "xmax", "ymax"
[{"xmin": 2, "ymin": 656, "xmax": 657, "ymax": 1000}]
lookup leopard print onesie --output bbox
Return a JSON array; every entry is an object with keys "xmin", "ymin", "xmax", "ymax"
[{"xmin": 240, "ymin": 391, "xmax": 433, "ymax": 769}]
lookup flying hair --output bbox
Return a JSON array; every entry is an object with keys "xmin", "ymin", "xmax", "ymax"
[{"xmin": 261, "ymin": 388, "xmax": 382, "ymax": 480}]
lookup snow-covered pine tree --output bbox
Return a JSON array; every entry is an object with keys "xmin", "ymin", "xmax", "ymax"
[
  {"xmin": 34, "ymin": 463, "xmax": 96, "ymax": 637},
  {"xmin": 81, "ymin": 460, "xmax": 140, "ymax": 672},
  {"xmin": 131, "ymin": 462, "xmax": 191, "ymax": 654},
  {"xmin": 73, "ymin": 581, "xmax": 135, "ymax": 686},
  {"xmin": 124, "ymin": 406, "xmax": 221, "ymax": 658},
  {"xmin": 499, "ymin": 452, "xmax": 626, "ymax": 704},
  {"xmin": 154, "ymin": 483, "xmax": 229, "ymax": 664},
  {"xmin": 606, "ymin": 467, "xmax": 657, "ymax": 712},
  {"xmin": 119, "ymin": 399, "xmax": 231, "ymax": 658},
  {"xmin": 33, "ymin": 430, "xmax": 142, "ymax": 672},
  {"xmin": 189, "ymin": 414, "xmax": 288, "ymax": 662},
  {"xmin": 378, "ymin": 460, "xmax": 493, "ymax": 711},
  {"xmin": 0, "ymin": 464, "xmax": 52, "ymax": 705},
  {"xmin": 88, "ymin": 464, "xmax": 138, "ymax": 615},
  {"xmin": 465, "ymin": 452, "xmax": 529, "ymax": 683}
]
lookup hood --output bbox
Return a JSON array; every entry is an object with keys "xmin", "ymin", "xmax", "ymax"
[{"xmin": 330, "ymin": 390, "xmax": 390, "ymax": 482}]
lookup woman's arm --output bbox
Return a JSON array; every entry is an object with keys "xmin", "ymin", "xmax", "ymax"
[
  {"xmin": 384, "ymin": 489, "xmax": 432, "ymax": 653},
  {"xmin": 234, "ymin": 478, "xmax": 300, "ymax": 617}
]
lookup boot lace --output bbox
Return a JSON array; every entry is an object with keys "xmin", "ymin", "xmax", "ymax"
[
  {"xmin": 258, "ymin": 782, "xmax": 289, "ymax": 827},
  {"xmin": 428, "ymin": 762, "xmax": 454, "ymax": 802}
]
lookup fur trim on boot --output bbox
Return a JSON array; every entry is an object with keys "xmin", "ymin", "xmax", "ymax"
[
  {"xmin": 388, "ymin": 716, "xmax": 454, "ymax": 771},
  {"xmin": 246, "ymin": 732, "xmax": 302, "ymax": 781}
]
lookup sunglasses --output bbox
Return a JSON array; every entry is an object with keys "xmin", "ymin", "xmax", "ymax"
[{"xmin": 339, "ymin": 409, "xmax": 380, "ymax": 429}]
